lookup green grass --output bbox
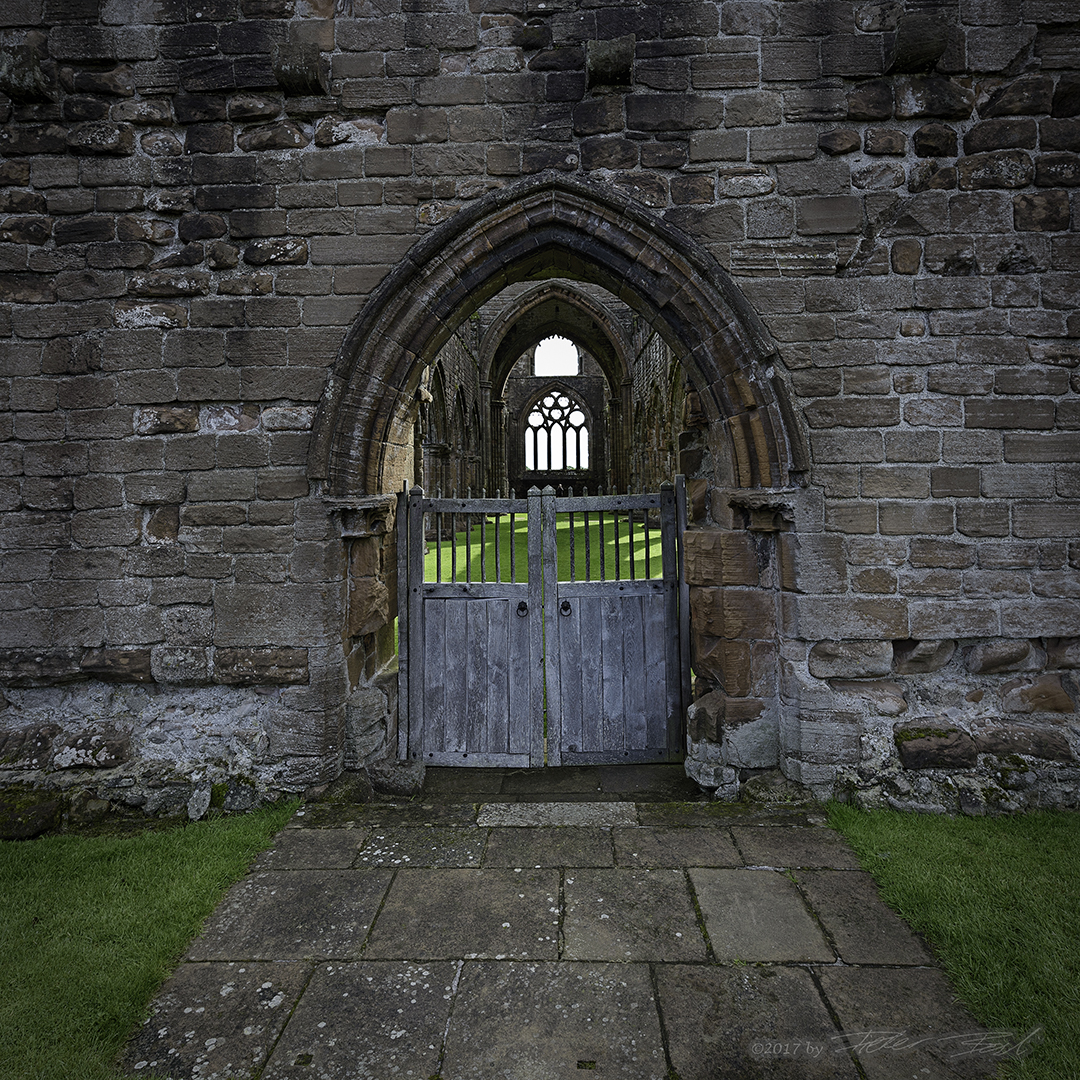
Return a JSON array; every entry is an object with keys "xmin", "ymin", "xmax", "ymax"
[
  {"xmin": 0, "ymin": 801, "xmax": 297, "ymax": 1080},
  {"xmin": 424, "ymin": 512, "xmax": 665, "ymax": 583},
  {"xmin": 828, "ymin": 804, "xmax": 1080, "ymax": 1080}
]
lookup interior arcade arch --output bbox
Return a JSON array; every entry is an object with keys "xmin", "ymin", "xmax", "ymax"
[{"xmin": 309, "ymin": 173, "xmax": 805, "ymax": 501}]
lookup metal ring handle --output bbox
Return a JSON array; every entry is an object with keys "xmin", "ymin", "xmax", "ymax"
[
  {"xmin": 517, "ymin": 601, "xmax": 528, "ymax": 617},
  {"xmin": 560, "ymin": 600, "xmax": 572, "ymax": 616}
]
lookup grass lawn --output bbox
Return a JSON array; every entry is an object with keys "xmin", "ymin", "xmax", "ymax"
[
  {"xmin": 828, "ymin": 804, "xmax": 1080, "ymax": 1080},
  {"xmin": 424, "ymin": 511, "xmax": 665, "ymax": 583},
  {"xmin": 0, "ymin": 801, "xmax": 296, "ymax": 1080}
]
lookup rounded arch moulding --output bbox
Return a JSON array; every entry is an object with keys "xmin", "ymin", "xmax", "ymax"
[{"xmin": 308, "ymin": 172, "xmax": 809, "ymax": 497}]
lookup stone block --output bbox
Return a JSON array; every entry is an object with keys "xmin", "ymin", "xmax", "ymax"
[
  {"xmin": 976, "ymin": 724, "xmax": 1072, "ymax": 761},
  {"xmin": 52, "ymin": 732, "xmax": 131, "ymax": 770},
  {"xmin": 1001, "ymin": 674, "xmax": 1075, "ymax": 714},
  {"xmin": 1045, "ymin": 638, "xmax": 1080, "ymax": 669},
  {"xmin": 894, "ymin": 722, "xmax": 976, "ymax": 769},
  {"xmin": 957, "ymin": 150, "xmax": 1033, "ymax": 189},
  {"xmin": 693, "ymin": 637, "xmax": 752, "ymax": 697},
  {"xmin": 80, "ymin": 647, "xmax": 153, "ymax": 682},
  {"xmin": 213, "ymin": 646, "xmax": 309, "ymax": 685},
  {"xmin": 777, "ymin": 534, "xmax": 847, "ymax": 594},
  {"xmin": 1013, "ymin": 190, "xmax": 1072, "ymax": 231},
  {"xmin": 796, "ymin": 195, "xmax": 863, "ymax": 234},
  {"xmin": 829, "ymin": 679, "xmax": 907, "ymax": 716},
  {"xmin": 781, "ymin": 710, "xmax": 860, "ymax": 765},
  {"xmin": 682, "ymin": 529, "xmax": 759, "ymax": 586},
  {"xmin": 150, "ymin": 645, "xmax": 211, "ymax": 685},
  {"xmin": 690, "ymin": 587, "xmax": 776, "ymax": 641},
  {"xmin": 808, "ymin": 640, "xmax": 893, "ymax": 679},
  {"xmin": 892, "ymin": 638, "xmax": 956, "ymax": 674}
]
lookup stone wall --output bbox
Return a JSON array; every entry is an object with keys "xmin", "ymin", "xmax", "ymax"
[{"xmin": 1, "ymin": 0, "xmax": 1078, "ymax": 815}]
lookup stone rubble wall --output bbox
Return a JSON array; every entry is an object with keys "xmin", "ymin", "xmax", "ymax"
[{"xmin": 1, "ymin": 0, "xmax": 1078, "ymax": 812}]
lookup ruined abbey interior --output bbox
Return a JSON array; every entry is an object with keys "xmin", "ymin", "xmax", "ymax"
[{"xmin": 2, "ymin": 0, "xmax": 1079, "ymax": 823}]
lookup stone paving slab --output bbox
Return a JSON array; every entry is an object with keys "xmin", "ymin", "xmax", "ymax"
[
  {"xmin": 363, "ymin": 867, "xmax": 561, "ymax": 960},
  {"xmin": 732, "ymin": 824, "xmax": 863, "ymax": 868},
  {"xmin": 253, "ymin": 828, "xmax": 370, "ymax": 870},
  {"xmin": 613, "ymin": 824, "xmax": 742, "ymax": 867},
  {"xmin": 500, "ymin": 767, "xmax": 605, "ymax": 796},
  {"xmin": 285, "ymin": 802, "xmax": 479, "ymax": 828},
  {"xmin": 482, "ymin": 825, "xmax": 615, "ymax": 867},
  {"xmin": 441, "ymin": 961, "xmax": 667, "ymax": 1080},
  {"xmin": 260, "ymin": 961, "xmax": 457, "ymax": 1080},
  {"xmin": 478, "ymin": 801, "xmax": 638, "ymax": 826},
  {"xmin": 353, "ymin": 825, "xmax": 488, "ymax": 868},
  {"xmin": 691, "ymin": 868, "xmax": 834, "ymax": 962},
  {"xmin": 121, "ymin": 961, "xmax": 311, "ymax": 1079},
  {"xmin": 187, "ymin": 869, "xmax": 392, "ymax": 961},
  {"xmin": 562, "ymin": 868, "xmax": 706, "ymax": 962},
  {"xmin": 816, "ymin": 966, "xmax": 1000, "ymax": 1080},
  {"xmin": 654, "ymin": 963, "xmax": 861, "ymax": 1080},
  {"xmin": 796, "ymin": 870, "xmax": 933, "ymax": 965}
]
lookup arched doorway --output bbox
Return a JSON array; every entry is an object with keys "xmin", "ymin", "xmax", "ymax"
[{"xmin": 310, "ymin": 174, "xmax": 807, "ymax": 774}]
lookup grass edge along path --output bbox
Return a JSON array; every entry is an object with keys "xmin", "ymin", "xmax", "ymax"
[
  {"xmin": 828, "ymin": 803, "xmax": 1080, "ymax": 1080},
  {"xmin": 0, "ymin": 800, "xmax": 298, "ymax": 1080}
]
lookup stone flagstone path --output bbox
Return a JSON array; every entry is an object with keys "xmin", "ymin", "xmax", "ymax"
[{"xmin": 121, "ymin": 775, "xmax": 1006, "ymax": 1080}]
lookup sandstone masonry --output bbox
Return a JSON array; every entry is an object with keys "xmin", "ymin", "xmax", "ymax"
[{"xmin": 1, "ymin": 0, "xmax": 1079, "ymax": 821}]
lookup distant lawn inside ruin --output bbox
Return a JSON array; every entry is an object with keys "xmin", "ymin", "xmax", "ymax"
[
  {"xmin": 423, "ymin": 511, "xmax": 666, "ymax": 584},
  {"xmin": 828, "ymin": 804, "xmax": 1080, "ymax": 1080},
  {"xmin": 0, "ymin": 801, "xmax": 296, "ymax": 1080}
]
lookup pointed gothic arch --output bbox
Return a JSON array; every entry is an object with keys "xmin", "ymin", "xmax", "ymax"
[{"xmin": 309, "ymin": 173, "xmax": 807, "ymax": 497}]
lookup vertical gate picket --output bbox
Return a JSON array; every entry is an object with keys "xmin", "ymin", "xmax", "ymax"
[
  {"xmin": 661, "ymin": 481, "xmax": 682, "ymax": 756},
  {"xmin": 406, "ymin": 487, "xmax": 426, "ymax": 760},
  {"xmin": 396, "ymin": 485, "xmax": 409, "ymax": 761}
]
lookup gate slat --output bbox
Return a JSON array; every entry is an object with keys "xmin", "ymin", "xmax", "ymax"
[
  {"xmin": 539, "ymin": 486, "xmax": 562, "ymax": 766},
  {"xmin": 443, "ymin": 599, "xmax": 468, "ymax": 754},
  {"xmin": 423, "ymin": 598, "xmax": 446, "ymax": 757},
  {"xmin": 578, "ymin": 595, "xmax": 603, "ymax": 752},
  {"xmin": 487, "ymin": 600, "xmax": 510, "ymax": 754},
  {"xmin": 622, "ymin": 594, "xmax": 647, "ymax": 752},
  {"xmin": 600, "ymin": 594, "xmax": 625, "ymax": 754},
  {"xmin": 642, "ymin": 590, "xmax": 668, "ymax": 753},
  {"xmin": 558, "ymin": 593, "xmax": 583, "ymax": 755},
  {"xmin": 661, "ymin": 482, "xmax": 683, "ymax": 756},
  {"xmin": 527, "ymin": 487, "xmax": 546, "ymax": 767},
  {"xmin": 466, "ymin": 599, "xmax": 487, "ymax": 756},
  {"xmin": 407, "ymin": 488, "xmax": 426, "ymax": 761},
  {"xmin": 508, "ymin": 592, "xmax": 531, "ymax": 755}
]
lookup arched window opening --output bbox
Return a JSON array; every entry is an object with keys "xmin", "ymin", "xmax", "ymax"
[
  {"xmin": 533, "ymin": 336, "xmax": 579, "ymax": 377},
  {"xmin": 525, "ymin": 390, "xmax": 590, "ymax": 472}
]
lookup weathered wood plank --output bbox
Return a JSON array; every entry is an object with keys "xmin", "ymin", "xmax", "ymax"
[
  {"xmin": 423, "ymin": 597, "xmax": 446, "ymax": 757},
  {"xmin": 539, "ymin": 487, "xmax": 562, "ymax": 766},
  {"xmin": 642, "ymin": 590, "xmax": 668, "ymax": 753},
  {"xmin": 600, "ymin": 593, "xmax": 625, "ymax": 755},
  {"xmin": 396, "ymin": 487, "xmax": 409, "ymax": 761},
  {"xmin": 553, "ymin": 494, "xmax": 661, "ymax": 513},
  {"xmin": 442, "ymin": 599, "xmax": 468, "ymax": 754},
  {"xmin": 578, "ymin": 595, "xmax": 603, "ymax": 753},
  {"xmin": 527, "ymin": 487, "xmax": 546, "ymax": 767},
  {"xmin": 673, "ymin": 473, "xmax": 691, "ymax": 751},
  {"xmin": 552, "ymin": 580, "xmax": 661, "ymax": 599},
  {"xmin": 421, "ymin": 497, "xmax": 527, "ymax": 515},
  {"xmin": 508, "ymin": 590, "xmax": 531, "ymax": 755},
  {"xmin": 465, "ymin": 599, "xmax": 487, "ymax": 756},
  {"xmin": 557, "ymin": 590, "xmax": 583, "ymax": 756},
  {"xmin": 622, "ymin": 594, "xmax": 647, "ymax": 752},
  {"xmin": 663, "ymin": 480, "xmax": 685, "ymax": 756},
  {"xmin": 487, "ymin": 600, "xmax": 510, "ymax": 754},
  {"xmin": 407, "ymin": 489, "xmax": 426, "ymax": 761},
  {"xmin": 421, "ymin": 582, "xmax": 528, "ymax": 600}
]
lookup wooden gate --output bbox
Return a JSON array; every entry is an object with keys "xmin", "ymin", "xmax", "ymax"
[{"xmin": 396, "ymin": 480, "xmax": 688, "ymax": 767}]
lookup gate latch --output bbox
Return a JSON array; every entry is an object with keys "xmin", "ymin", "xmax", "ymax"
[
  {"xmin": 559, "ymin": 600, "xmax": 572, "ymax": 616},
  {"xmin": 517, "ymin": 601, "xmax": 528, "ymax": 617}
]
